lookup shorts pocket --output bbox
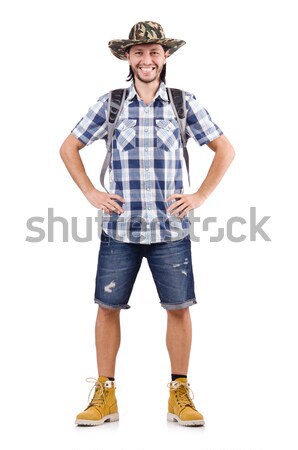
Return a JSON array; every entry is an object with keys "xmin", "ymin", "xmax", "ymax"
[
  {"xmin": 155, "ymin": 119, "xmax": 180, "ymax": 151},
  {"xmin": 100, "ymin": 230, "xmax": 110, "ymax": 244},
  {"xmin": 116, "ymin": 119, "xmax": 137, "ymax": 151}
]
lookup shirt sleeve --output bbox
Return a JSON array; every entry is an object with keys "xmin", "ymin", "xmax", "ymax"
[
  {"xmin": 185, "ymin": 92, "xmax": 223, "ymax": 146},
  {"xmin": 71, "ymin": 93, "xmax": 109, "ymax": 145}
]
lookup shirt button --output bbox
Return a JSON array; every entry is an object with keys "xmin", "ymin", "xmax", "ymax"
[
  {"xmin": 148, "ymin": 207, "xmax": 151, "ymax": 210},
  {"xmin": 145, "ymin": 148, "xmax": 148, "ymax": 152},
  {"xmin": 145, "ymin": 129, "xmax": 148, "ymax": 132},
  {"xmin": 145, "ymin": 109, "xmax": 148, "ymax": 113},
  {"xmin": 145, "ymin": 168, "xmax": 149, "ymax": 171},
  {"xmin": 146, "ymin": 187, "xmax": 150, "ymax": 190}
]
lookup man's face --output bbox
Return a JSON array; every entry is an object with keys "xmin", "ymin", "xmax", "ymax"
[{"xmin": 126, "ymin": 44, "xmax": 169, "ymax": 84}]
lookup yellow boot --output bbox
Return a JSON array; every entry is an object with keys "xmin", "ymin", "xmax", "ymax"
[
  {"xmin": 167, "ymin": 377, "xmax": 205, "ymax": 426},
  {"xmin": 75, "ymin": 376, "xmax": 119, "ymax": 426}
]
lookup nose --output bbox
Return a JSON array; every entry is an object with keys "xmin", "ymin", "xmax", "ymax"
[{"xmin": 141, "ymin": 52, "xmax": 153, "ymax": 65}]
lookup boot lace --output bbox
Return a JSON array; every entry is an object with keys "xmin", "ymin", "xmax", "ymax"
[
  {"xmin": 85, "ymin": 377, "xmax": 107, "ymax": 408},
  {"xmin": 167, "ymin": 381, "xmax": 196, "ymax": 409}
]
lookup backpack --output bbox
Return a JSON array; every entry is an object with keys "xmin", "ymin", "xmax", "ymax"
[{"xmin": 100, "ymin": 87, "xmax": 190, "ymax": 193}]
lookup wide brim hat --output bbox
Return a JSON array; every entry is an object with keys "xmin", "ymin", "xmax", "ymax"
[{"xmin": 108, "ymin": 21, "xmax": 186, "ymax": 61}]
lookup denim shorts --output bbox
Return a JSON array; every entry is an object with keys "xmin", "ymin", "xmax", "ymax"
[{"xmin": 94, "ymin": 231, "xmax": 197, "ymax": 310}]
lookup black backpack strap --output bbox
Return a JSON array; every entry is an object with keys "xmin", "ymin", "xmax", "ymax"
[
  {"xmin": 167, "ymin": 87, "xmax": 190, "ymax": 186},
  {"xmin": 100, "ymin": 88, "xmax": 127, "ymax": 193}
]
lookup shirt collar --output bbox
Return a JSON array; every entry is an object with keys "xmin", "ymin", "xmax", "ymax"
[{"xmin": 127, "ymin": 81, "xmax": 169, "ymax": 103}]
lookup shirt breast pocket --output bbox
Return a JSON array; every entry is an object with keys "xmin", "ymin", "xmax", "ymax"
[
  {"xmin": 155, "ymin": 119, "xmax": 180, "ymax": 152},
  {"xmin": 115, "ymin": 119, "xmax": 137, "ymax": 151}
]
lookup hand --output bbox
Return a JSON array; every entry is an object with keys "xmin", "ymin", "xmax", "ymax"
[
  {"xmin": 85, "ymin": 188, "xmax": 125, "ymax": 215},
  {"xmin": 166, "ymin": 192, "xmax": 206, "ymax": 218}
]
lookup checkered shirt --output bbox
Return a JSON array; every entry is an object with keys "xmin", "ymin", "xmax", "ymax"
[{"xmin": 71, "ymin": 82, "xmax": 223, "ymax": 244}]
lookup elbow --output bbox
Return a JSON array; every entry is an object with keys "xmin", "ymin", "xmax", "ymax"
[
  {"xmin": 217, "ymin": 143, "xmax": 236, "ymax": 163},
  {"xmin": 59, "ymin": 140, "xmax": 77, "ymax": 162},
  {"xmin": 221, "ymin": 140, "xmax": 236, "ymax": 162},
  {"xmin": 59, "ymin": 142, "xmax": 75, "ymax": 165},
  {"xmin": 218, "ymin": 143, "xmax": 236, "ymax": 168},
  {"xmin": 59, "ymin": 144, "xmax": 68, "ymax": 162},
  {"xmin": 229, "ymin": 145, "xmax": 236, "ymax": 161},
  {"xmin": 59, "ymin": 134, "xmax": 85, "ymax": 161}
]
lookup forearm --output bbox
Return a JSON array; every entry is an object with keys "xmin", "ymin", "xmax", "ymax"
[
  {"xmin": 59, "ymin": 134, "xmax": 125, "ymax": 214},
  {"xmin": 59, "ymin": 136, "xmax": 94, "ymax": 196},
  {"xmin": 196, "ymin": 144, "xmax": 235, "ymax": 200}
]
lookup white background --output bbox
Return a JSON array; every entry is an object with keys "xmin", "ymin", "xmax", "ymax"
[{"xmin": 1, "ymin": 1, "xmax": 297, "ymax": 449}]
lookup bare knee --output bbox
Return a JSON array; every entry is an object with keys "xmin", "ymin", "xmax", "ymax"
[
  {"xmin": 96, "ymin": 305, "xmax": 121, "ymax": 323},
  {"xmin": 167, "ymin": 307, "xmax": 190, "ymax": 320}
]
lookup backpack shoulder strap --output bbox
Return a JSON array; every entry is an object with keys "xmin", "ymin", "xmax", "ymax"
[
  {"xmin": 100, "ymin": 88, "xmax": 127, "ymax": 193},
  {"xmin": 167, "ymin": 87, "xmax": 190, "ymax": 186}
]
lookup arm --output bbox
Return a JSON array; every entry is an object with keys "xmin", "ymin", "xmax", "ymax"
[
  {"xmin": 59, "ymin": 134, "xmax": 125, "ymax": 214},
  {"xmin": 167, "ymin": 134, "xmax": 235, "ymax": 217}
]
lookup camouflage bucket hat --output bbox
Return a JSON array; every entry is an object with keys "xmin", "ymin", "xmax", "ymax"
[{"xmin": 108, "ymin": 21, "xmax": 186, "ymax": 60}]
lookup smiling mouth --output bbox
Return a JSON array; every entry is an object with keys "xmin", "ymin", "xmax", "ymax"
[{"xmin": 138, "ymin": 67, "xmax": 156, "ymax": 73}]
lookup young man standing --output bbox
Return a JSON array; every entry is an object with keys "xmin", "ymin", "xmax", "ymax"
[{"xmin": 60, "ymin": 21, "xmax": 235, "ymax": 427}]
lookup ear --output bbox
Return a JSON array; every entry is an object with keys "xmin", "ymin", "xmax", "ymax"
[{"xmin": 164, "ymin": 49, "xmax": 170, "ymax": 62}]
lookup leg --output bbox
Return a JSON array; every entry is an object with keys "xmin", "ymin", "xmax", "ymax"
[
  {"xmin": 166, "ymin": 307, "xmax": 192, "ymax": 374},
  {"xmin": 95, "ymin": 305, "xmax": 121, "ymax": 378},
  {"xmin": 76, "ymin": 233, "xmax": 142, "ymax": 426},
  {"xmin": 166, "ymin": 307, "xmax": 205, "ymax": 426},
  {"xmin": 146, "ymin": 236, "xmax": 203, "ymax": 426},
  {"xmin": 94, "ymin": 231, "xmax": 143, "ymax": 376},
  {"xmin": 75, "ymin": 306, "xmax": 121, "ymax": 426},
  {"xmin": 146, "ymin": 235, "xmax": 195, "ymax": 372}
]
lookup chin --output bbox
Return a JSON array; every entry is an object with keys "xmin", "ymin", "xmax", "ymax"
[{"xmin": 137, "ymin": 75, "xmax": 159, "ymax": 84}]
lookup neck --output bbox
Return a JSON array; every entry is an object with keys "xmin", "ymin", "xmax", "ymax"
[{"xmin": 134, "ymin": 78, "xmax": 161, "ymax": 105}]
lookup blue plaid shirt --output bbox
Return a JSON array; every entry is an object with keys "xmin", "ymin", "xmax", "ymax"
[{"xmin": 71, "ymin": 82, "xmax": 223, "ymax": 244}]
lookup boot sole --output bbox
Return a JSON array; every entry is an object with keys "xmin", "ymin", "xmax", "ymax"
[
  {"xmin": 167, "ymin": 412, "xmax": 205, "ymax": 427},
  {"xmin": 75, "ymin": 412, "xmax": 119, "ymax": 426}
]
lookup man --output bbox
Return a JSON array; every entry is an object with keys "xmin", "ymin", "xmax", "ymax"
[{"xmin": 60, "ymin": 21, "xmax": 235, "ymax": 427}]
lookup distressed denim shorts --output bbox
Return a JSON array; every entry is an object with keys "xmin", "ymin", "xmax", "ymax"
[{"xmin": 94, "ymin": 231, "xmax": 197, "ymax": 310}]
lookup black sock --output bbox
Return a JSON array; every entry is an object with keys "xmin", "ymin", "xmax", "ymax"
[{"xmin": 171, "ymin": 373, "xmax": 187, "ymax": 381}]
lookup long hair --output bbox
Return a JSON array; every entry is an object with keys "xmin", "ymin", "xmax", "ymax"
[{"xmin": 125, "ymin": 45, "xmax": 168, "ymax": 83}]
